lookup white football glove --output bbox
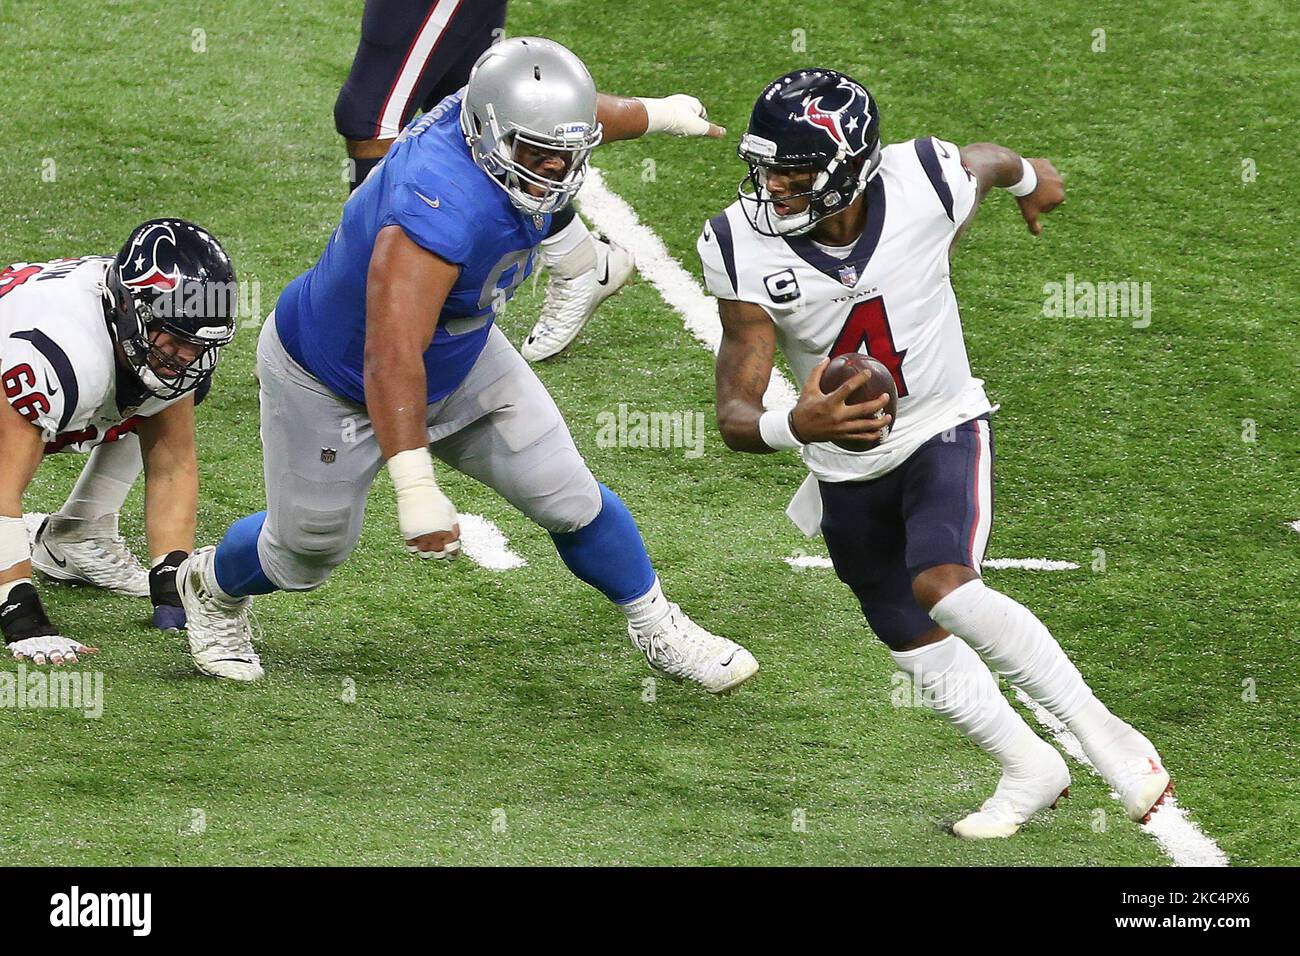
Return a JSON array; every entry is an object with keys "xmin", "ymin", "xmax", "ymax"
[
  {"xmin": 9, "ymin": 635, "xmax": 97, "ymax": 666},
  {"xmin": 637, "ymin": 94, "xmax": 724, "ymax": 137}
]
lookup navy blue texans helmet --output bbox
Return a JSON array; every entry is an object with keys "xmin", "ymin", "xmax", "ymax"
[
  {"xmin": 103, "ymin": 218, "xmax": 237, "ymax": 400},
  {"xmin": 737, "ymin": 69, "xmax": 882, "ymax": 236}
]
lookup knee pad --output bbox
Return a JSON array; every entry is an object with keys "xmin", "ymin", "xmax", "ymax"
[
  {"xmin": 523, "ymin": 458, "xmax": 602, "ymax": 534},
  {"xmin": 261, "ymin": 504, "xmax": 358, "ymax": 591}
]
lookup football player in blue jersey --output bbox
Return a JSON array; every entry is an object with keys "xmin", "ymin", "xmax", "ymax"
[{"xmin": 176, "ymin": 37, "xmax": 760, "ymax": 693}]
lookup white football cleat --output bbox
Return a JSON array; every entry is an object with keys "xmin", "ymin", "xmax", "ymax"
[
  {"xmin": 177, "ymin": 547, "xmax": 264, "ymax": 682},
  {"xmin": 953, "ymin": 740, "xmax": 1070, "ymax": 840},
  {"xmin": 627, "ymin": 603, "xmax": 758, "ymax": 694},
  {"xmin": 521, "ymin": 235, "xmax": 635, "ymax": 362},
  {"xmin": 25, "ymin": 512, "xmax": 149, "ymax": 598},
  {"xmin": 1081, "ymin": 722, "xmax": 1172, "ymax": 823}
]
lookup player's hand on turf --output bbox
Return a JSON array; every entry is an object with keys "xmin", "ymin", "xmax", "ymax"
[
  {"xmin": 406, "ymin": 522, "xmax": 462, "ymax": 560},
  {"xmin": 1017, "ymin": 158, "xmax": 1065, "ymax": 236},
  {"xmin": 790, "ymin": 358, "xmax": 893, "ymax": 445},
  {"xmin": 401, "ymin": 483, "xmax": 462, "ymax": 560},
  {"xmin": 9, "ymin": 635, "xmax": 98, "ymax": 666}
]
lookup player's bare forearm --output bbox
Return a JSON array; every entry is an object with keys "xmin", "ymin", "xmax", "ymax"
[
  {"xmin": 0, "ymin": 397, "xmax": 46, "ymax": 585},
  {"xmin": 137, "ymin": 399, "xmax": 198, "ymax": 557},
  {"xmin": 364, "ymin": 226, "xmax": 458, "ymax": 461},
  {"xmin": 597, "ymin": 93, "xmax": 725, "ymax": 141},
  {"xmin": 958, "ymin": 143, "xmax": 1065, "ymax": 238},
  {"xmin": 715, "ymin": 299, "xmax": 779, "ymax": 453},
  {"xmin": 959, "ymin": 142, "xmax": 1025, "ymax": 202}
]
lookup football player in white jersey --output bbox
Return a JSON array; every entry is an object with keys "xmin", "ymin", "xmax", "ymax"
[
  {"xmin": 0, "ymin": 219, "xmax": 237, "ymax": 664},
  {"xmin": 699, "ymin": 69, "xmax": 1171, "ymax": 838}
]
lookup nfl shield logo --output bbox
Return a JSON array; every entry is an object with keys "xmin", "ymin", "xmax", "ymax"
[
  {"xmin": 838, "ymin": 264, "xmax": 858, "ymax": 287},
  {"xmin": 320, "ymin": 448, "xmax": 337, "ymax": 464},
  {"xmin": 533, "ymin": 214, "xmax": 546, "ymax": 230}
]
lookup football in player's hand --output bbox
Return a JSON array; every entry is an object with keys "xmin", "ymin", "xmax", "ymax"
[{"xmin": 821, "ymin": 353, "xmax": 898, "ymax": 452}]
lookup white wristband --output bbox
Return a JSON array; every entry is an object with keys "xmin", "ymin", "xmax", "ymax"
[
  {"xmin": 1007, "ymin": 157, "xmax": 1038, "ymax": 197},
  {"xmin": 759, "ymin": 409, "xmax": 803, "ymax": 451},
  {"xmin": 386, "ymin": 448, "xmax": 457, "ymax": 543}
]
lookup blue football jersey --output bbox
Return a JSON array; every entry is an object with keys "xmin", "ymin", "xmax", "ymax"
[{"xmin": 274, "ymin": 91, "xmax": 549, "ymax": 405}]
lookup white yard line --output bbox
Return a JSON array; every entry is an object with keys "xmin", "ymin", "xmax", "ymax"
[
  {"xmin": 458, "ymin": 513, "xmax": 527, "ymax": 570},
  {"xmin": 577, "ymin": 168, "xmax": 797, "ymax": 409},
  {"xmin": 982, "ymin": 558, "xmax": 1080, "ymax": 571},
  {"xmin": 787, "ymin": 555, "xmax": 1080, "ymax": 571},
  {"xmin": 1013, "ymin": 689, "xmax": 1228, "ymax": 867},
  {"xmin": 580, "ymin": 166, "xmax": 1228, "ymax": 867}
]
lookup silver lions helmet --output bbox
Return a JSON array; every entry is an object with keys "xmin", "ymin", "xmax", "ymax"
[{"xmin": 460, "ymin": 36, "xmax": 603, "ymax": 215}]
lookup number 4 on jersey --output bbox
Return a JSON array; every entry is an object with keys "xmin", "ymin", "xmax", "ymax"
[{"xmin": 829, "ymin": 295, "xmax": 909, "ymax": 396}]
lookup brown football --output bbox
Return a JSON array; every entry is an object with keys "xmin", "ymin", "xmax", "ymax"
[{"xmin": 819, "ymin": 353, "xmax": 898, "ymax": 452}]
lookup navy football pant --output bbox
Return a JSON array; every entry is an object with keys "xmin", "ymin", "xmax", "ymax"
[
  {"xmin": 335, "ymin": 0, "xmax": 509, "ymax": 142},
  {"xmin": 819, "ymin": 416, "xmax": 994, "ymax": 650}
]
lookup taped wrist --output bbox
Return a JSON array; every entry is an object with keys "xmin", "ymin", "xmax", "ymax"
[
  {"xmin": 0, "ymin": 515, "xmax": 31, "ymax": 574},
  {"xmin": 386, "ymin": 447, "xmax": 452, "ymax": 540},
  {"xmin": 0, "ymin": 581, "xmax": 57, "ymax": 644},
  {"xmin": 149, "ymin": 550, "xmax": 189, "ymax": 608}
]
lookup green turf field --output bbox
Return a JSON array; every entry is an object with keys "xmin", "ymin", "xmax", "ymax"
[{"xmin": 1, "ymin": 0, "xmax": 1296, "ymax": 866}]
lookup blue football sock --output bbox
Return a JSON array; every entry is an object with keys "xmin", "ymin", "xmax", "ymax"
[
  {"xmin": 550, "ymin": 484, "xmax": 656, "ymax": 605},
  {"xmin": 214, "ymin": 512, "xmax": 279, "ymax": 598}
]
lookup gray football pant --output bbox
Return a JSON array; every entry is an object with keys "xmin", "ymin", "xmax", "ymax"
[{"xmin": 254, "ymin": 315, "xmax": 602, "ymax": 591}]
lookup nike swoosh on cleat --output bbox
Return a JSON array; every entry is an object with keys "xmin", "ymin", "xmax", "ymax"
[
  {"xmin": 414, "ymin": 191, "xmax": 441, "ymax": 209},
  {"xmin": 1, "ymin": 603, "xmax": 20, "ymax": 616},
  {"xmin": 597, "ymin": 256, "xmax": 611, "ymax": 286},
  {"xmin": 720, "ymin": 649, "xmax": 738, "ymax": 667},
  {"xmin": 46, "ymin": 551, "xmax": 68, "ymax": 569}
]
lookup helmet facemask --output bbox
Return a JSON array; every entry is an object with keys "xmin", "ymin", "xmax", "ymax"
[
  {"xmin": 463, "ymin": 101, "xmax": 602, "ymax": 215},
  {"xmin": 104, "ymin": 269, "xmax": 234, "ymax": 402},
  {"xmin": 737, "ymin": 133, "xmax": 882, "ymax": 237}
]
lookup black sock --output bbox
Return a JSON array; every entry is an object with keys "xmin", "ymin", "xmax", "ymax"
[{"xmin": 350, "ymin": 155, "xmax": 383, "ymax": 192}]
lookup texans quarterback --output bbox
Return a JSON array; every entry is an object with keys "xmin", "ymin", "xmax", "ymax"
[
  {"xmin": 699, "ymin": 70, "xmax": 1171, "ymax": 838},
  {"xmin": 0, "ymin": 220, "xmax": 238, "ymax": 665},
  {"xmin": 177, "ymin": 37, "xmax": 760, "ymax": 693}
]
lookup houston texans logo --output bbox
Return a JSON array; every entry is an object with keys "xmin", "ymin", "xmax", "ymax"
[
  {"xmin": 797, "ymin": 79, "xmax": 871, "ymax": 156},
  {"xmin": 120, "ymin": 222, "xmax": 181, "ymax": 292}
]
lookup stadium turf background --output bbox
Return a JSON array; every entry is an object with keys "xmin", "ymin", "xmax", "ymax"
[{"xmin": 1, "ymin": 0, "xmax": 1296, "ymax": 865}]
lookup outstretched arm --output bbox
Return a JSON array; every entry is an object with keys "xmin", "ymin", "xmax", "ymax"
[
  {"xmin": 957, "ymin": 143, "xmax": 1066, "ymax": 240},
  {"xmin": 597, "ymin": 93, "xmax": 726, "ymax": 142}
]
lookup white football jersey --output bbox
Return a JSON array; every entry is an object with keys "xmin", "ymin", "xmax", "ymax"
[
  {"xmin": 0, "ymin": 256, "xmax": 183, "ymax": 454},
  {"xmin": 699, "ymin": 136, "xmax": 993, "ymax": 482}
]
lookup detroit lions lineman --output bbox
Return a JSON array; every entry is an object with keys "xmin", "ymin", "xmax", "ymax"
[
  {"xmin": 0, "ymin": 220, "xmax": 238, "ymax": 663},
  {"xmin": 178, "ymin": 37, "xmax": 760, "ymax": 693},
  {"xmin": 699, "ymin": 69, "xmax": 1170, "ymax": 837}
]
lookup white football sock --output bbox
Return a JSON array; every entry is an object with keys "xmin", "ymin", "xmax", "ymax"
[
  {"xmin": 540, "ymin": 213, "xmax": 594, "ymax": 266},
  {"xmin": 55, "ymin": 434, "xmax": 143, "ymax": 523},
  {"xmin": 618, "ymin": 576, "xmax": 672, "ymax": 632},
  {"xmin": 928, "ymin": 578, "xmax": 1115, "ymax": 742},
  {"xmin": 891, "ymin": 635, "xmax": 1044, "ymax": 770}
]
